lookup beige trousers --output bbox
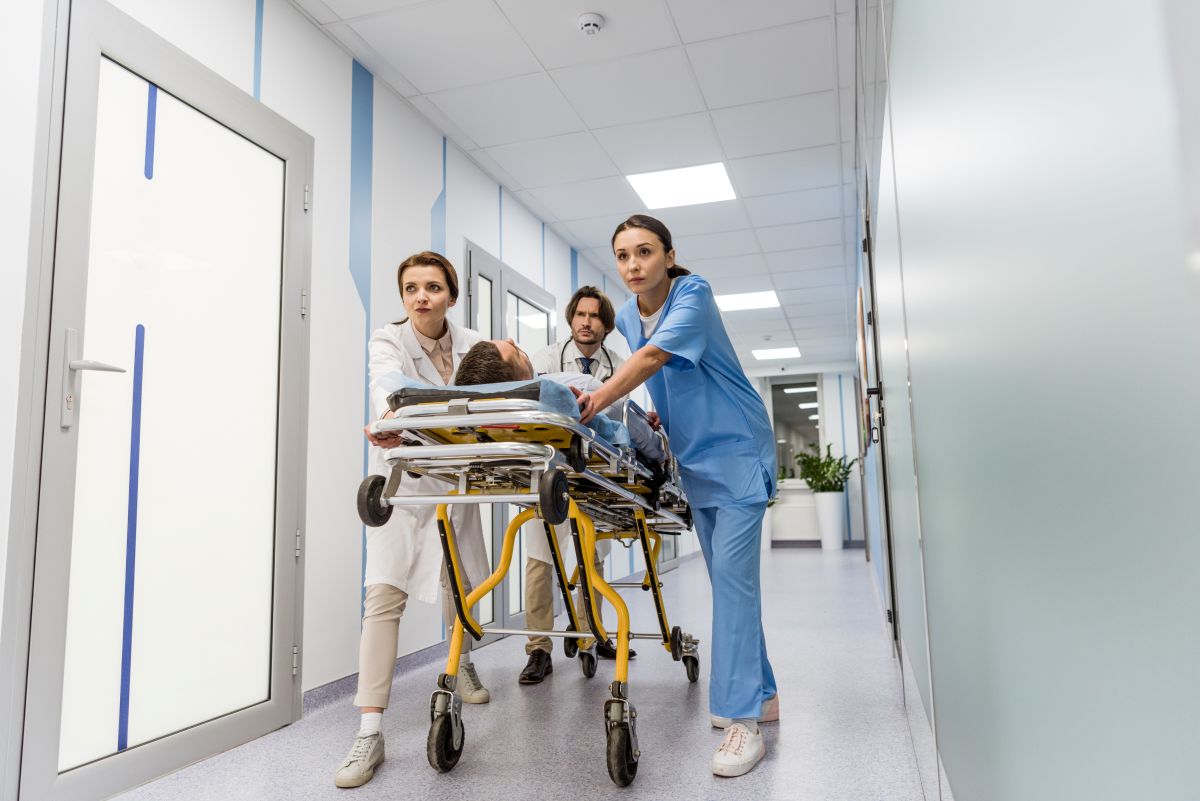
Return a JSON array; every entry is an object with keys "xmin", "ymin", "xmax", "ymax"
[
  {"xmin": 353, "ymin": 567, "xmax": 475, "ymax": 709},
  {"xmin": 524, "ymin": 554, "xmax": 605, "ymax": 655}
]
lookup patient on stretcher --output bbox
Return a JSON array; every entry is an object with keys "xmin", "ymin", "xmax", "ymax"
[{"xmin": 454, "ymin": 340, "xmax": 664, "ymax": 463}]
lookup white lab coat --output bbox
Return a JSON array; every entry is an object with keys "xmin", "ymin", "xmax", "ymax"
[{"xmin": 364, "ymin": 319, "xmax": 490, "ymax": 604}]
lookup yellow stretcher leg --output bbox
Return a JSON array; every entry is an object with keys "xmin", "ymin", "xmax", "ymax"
[
  {"xmin": 443, "ymin": 506, "xmax": 536, "ymax": 679},
  {"xmin": 575, "ymin": 505, "xmax": 632, "ymax": 685}
]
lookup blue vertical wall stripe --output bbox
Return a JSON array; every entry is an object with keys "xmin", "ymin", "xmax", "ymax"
[
  {"xmin": 253, "ymin": 0, "xmax": 264, "ymax": 100},
  {"xmin": 498, "ymin": 186, "xmax": 504, "ymax": 261},
  {"xmin": 118, "ymin": 324, "xmax": 146, "ymax": 751},
  {"xmin": 570, "ymin": 248, "xmax": 578, "ymax": 292},
  {"xmin": 143, "ymin": 85, "xmax": 157, "ymax": 180},
  {"xmin": 351, "ymin": 61, "xmax": 374, "ymax": 609},
  {"xmin": 541, "ymin": 222, "xmax": 546, "ymax": 285},
  {"xmin": 837, "ymin": 374, "xmax": 851, "ymax": 542},
  {"xmin": 430, "ymin": 137, "xmax": 446, "ymax": 254}
]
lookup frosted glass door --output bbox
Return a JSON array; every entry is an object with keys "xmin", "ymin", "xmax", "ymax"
[{"xmin": 57, "ymin": 57, "xmax": 283, "ymax": 771}]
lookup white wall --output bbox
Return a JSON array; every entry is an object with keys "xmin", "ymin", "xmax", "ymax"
[
  {"xmin": 876, "ymin": 1, "xmax": 1200, "ymax": 799},
  {"xmin": 2, "ymin": 0, "xmax": 584, "ymax": 695},
  {"xmin": 818, "ymin": 371, "xmax": 865, "ymax": 542}
]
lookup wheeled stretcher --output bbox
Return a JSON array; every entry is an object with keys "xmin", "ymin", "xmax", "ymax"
[{"xmin": 355, "ymin": 377, "xmax": 701, "ymax": 787}]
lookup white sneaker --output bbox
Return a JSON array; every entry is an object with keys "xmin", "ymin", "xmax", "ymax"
[
  {"xmin": 458, "ymin": 662, "xmax": 491, "ymax": 704},
  {"xmin": 711, "ymin": 723, "xmax": 765, "ymax": 778},
  {"xmin": 710, "ymin": 694, "xmax": 779, "ymax": 729},
  {"xmin": 334, "ymin": 731, "xmax": 384, "ymax": 788}
]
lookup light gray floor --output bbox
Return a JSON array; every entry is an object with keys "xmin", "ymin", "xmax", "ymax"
[{"xmin": 115, "ymin": 549, "xmax": 927, "ymax": 801}]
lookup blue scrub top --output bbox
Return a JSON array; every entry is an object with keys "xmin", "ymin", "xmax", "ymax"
[{"xmin": 616, "ymin": 274, "xmax": 778, "ymax": 508}]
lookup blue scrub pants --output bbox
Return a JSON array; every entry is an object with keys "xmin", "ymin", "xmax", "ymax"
[{"xmin": 693, "ymin": 502, "xmax": 777, "ymax": 719}]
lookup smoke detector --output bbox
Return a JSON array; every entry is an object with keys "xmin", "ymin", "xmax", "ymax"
[{"xmin": 578, "ymin": 12, "xmax": 605, "ymax": 35}]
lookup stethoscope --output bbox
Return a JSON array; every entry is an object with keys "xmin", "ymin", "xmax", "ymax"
[{"xmin": 560, "ymin": 338, "xmax": 614, "ymax": 381}]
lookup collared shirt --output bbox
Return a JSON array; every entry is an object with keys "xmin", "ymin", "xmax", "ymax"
[
  {"xmin": 530, "ymin": 337, "xmax": 624, "ymax": 383},
  {"xmin": 412, "ymin": 323, "xmax": 455, "ymax": 384}
]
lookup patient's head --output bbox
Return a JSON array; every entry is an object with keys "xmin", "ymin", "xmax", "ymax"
[{"xmin": 455, "ymin": 339, "xmax": 534, "ymax": 385}]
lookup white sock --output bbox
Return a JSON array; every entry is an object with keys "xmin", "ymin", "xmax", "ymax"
[
  {"xmin": 732, "ymin": 718, "xmax": 759, "ymax": 734},
  {"xmin": 358, "ymin": 712, "xmax": 382, "ymax": 736},
  {"xmin": 460, "ymin": 649, "xmax": 473, "ymax": 666}
]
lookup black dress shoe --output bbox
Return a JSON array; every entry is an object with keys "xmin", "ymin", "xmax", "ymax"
[
  {"xmin": 519, "ymin": 650, "xmax": 553, "ymax": 684},
  {"xmin": 595, "ymin": 640, "xmax": 636, "ymax": 660}
]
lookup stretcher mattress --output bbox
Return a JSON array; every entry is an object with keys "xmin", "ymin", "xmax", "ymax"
[{"xmin": 377, "ymin": 372, "xmax": 632, "ymax": 448}]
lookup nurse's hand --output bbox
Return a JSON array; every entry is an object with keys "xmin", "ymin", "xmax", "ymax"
[
  {"xmin": 571, "ymin": 386, "xmax": 598, "ymax": 424},
  {"xmin": 364, "ymin": 410, "xmax": 402, "ymax": 447}
]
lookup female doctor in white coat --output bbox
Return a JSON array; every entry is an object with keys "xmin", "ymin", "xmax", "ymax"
[{"xmin": 334, "ymin": 251, "xmax": 490, "ymax": 789}]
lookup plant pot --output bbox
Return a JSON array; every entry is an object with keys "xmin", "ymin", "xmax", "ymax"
[{"xmin": 814, "ymin": 491, "xmax": 846, "ymax": 550}]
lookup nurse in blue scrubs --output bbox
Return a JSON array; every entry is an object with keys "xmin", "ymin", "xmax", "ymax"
[{"xmin": 574, "ymin": 214, "xmax": 778, "ymax": 778}]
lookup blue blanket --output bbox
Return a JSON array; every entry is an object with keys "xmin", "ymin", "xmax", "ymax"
[{"xmin": 378, "ymin": 372, "xmax": 631, "ymax": 448}]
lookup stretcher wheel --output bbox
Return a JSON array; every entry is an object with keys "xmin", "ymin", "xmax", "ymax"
[
  {"xmin": 579, "ymin": 650, "xmax": 597, "ymax": 678},
  {"xmin": 606, "ymin": 724, "xmax": 638, "ymax": 787},
  {"xmin": 567, "ymin": 435, "xmax": 587, "ymax": 472},
  {"xmin": 539, "ymin": 469, "xmax": 570, "ymax": 525},
  {"xmin": 426, "ymin": 715, "xmax": 464, "ymax": 773},
  {"xmin": 563, "ymin": 623, "xmax": 579, "ymax": 658},
  {"xmin": 683, "ymin": 654, "xmax": 700, "ymax": 683},
  {"xmin": 669, "ymin": 626, "xmax": 683, "ymax": 661},
  {"xmin": 357, "ymin": 475, "xmax": 392, "ymax": 527}
]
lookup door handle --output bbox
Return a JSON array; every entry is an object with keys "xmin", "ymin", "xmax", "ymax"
[{"xmin": 61, "ymin": 328, "xmax": 126, "ymax": 429}]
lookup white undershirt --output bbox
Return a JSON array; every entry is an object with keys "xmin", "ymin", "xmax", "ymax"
[{"xmin": 639, "ymin": 279, "xmax": 674, "ymax": 337}]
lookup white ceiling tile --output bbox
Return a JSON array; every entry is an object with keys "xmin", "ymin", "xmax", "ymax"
[
  {"xmin": 325, "ymin": 21, "xmax": 421, "ymax": 96},
  {"xmin": 425, "ymin": 73, "xmax": 583, "ymax": 148},
  {"xmin": 685, "ymin": 253, "xmax": 769, "ymax": 279},
  {"xmin": 727, "ymin": 146, "xmax": 843, "ymax": 196},
  {"xmin": 788, "ymin": 314, "xmax": 847, "ymax": 331},
  {"xmin": 651, "ymin": 200, "xmax": 751, "ymax": 238},
  {"xmin": 772, "ymin": 266, "xmax": 845, "ymax": 290},
  {"xmin": 783, "ymin": 299, "xmax": 849, "ymax": 317},
  {"xmin": 562, "ymin": 215, "xmax": 626, "ymax": 249},
  {"xmin": 778, "ymin": 286, "xmax": 852, "ymax": 305},
  {"xmin": 323, "ymin": 0, "xmax": 428, "ymax": 19},
  {"xmin": 530, "ymin": 176, "xmax": 645, "ymax": 224},
  {"xmin": 582, "ymin": 246, "xmax": 614, "ymax": 266},
  {"xmin": 672, "ymin": 229, "xmax": 760, "ymax": 261},
  {"xmin": 292, "ymin": 0, "xmax": 339, "ymax": 24},
  {"xmin": 593, "ymin": 113, "xmax": 725, "ymax": 174},
  {"xmin": 744, "ymin": 187, "xmax": 843, "ymax": 227},
  {"xmin": 552, "ymin": 48, "xmax": 706, "ymax": 128},
  {"xmin": 348, "ymin": 0, "xmax": 540, "ymax": 93},
  {"xmin": 711, "ymin": 92, "xmax": 838, "ymax": 159},
  {"xmin": 706, "ymin": 272, "xmax": 777, "ymax": 294},
  {"xmin": 687, "ymin": 21, "xmax": 835, "ymax": 109},
  {"xmin": 837, "ymin": 13, "xmax": 855, "ymax": 89},
  {"xmin": 665, "ymin": 0, "xmax": 829, "ymax": 43},
  {"xmin": 757, "ymin": 219, "xmax": 843, "ymax": 253},
  {"xmin": 485, "ymin": 132, "xmax": 618, "ymax": 188},
  {"xmin": 767, "ymin": 246, "xmax": 845, "ymax": 272},
  {"xmin": 497, "ymin": 0, "xmax": 680, "ymax": 69}
]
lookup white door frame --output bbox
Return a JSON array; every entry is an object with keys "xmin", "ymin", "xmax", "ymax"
[{"xmin": 0, "ymin": 2, "xmax": 313, "ymax": 799}]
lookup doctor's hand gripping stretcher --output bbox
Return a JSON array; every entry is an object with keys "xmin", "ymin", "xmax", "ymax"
[{"xmin": 356, "ymin": 377, "xmax": 701, "ymax": 787}]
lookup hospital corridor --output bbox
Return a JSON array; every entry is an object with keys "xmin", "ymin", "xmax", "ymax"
[{"xmin": 2, "ymin": 2, "xmax": 1198, "ymax": 801}]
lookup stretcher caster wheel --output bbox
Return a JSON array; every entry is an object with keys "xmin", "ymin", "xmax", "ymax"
[
  {"xmin": 567, "ymin": 435, "xmax": 587, "ymax": 472},
  {"xmin": 669, "ymin": 626, "xmax": 683, "ymax": 661},
  {"xmin": 563, "ymin": 623, "xmax": 579, "ymax": 658},
  {"xmin": 579, "ymin": 650, "xmax": 597, "ymax": 678},
  {"xmin": 357, "ymin": 475, "xmax": 392, "ymax": 527},
  {"xmin": 606, "ymin": 724, "xmax": 638, "ymax": 787},
  {"xmin": 683, "ymin": 654, "xmax": 700, "ymax": 683},
  {"xmin": 539, "ymin": 469, "xmax": 570, "ymax": 525},
  {"xmin": 426, "ymin": 714, "xmax": 464, "ymax": 773}
]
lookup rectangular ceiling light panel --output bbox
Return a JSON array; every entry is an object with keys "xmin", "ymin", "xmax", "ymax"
[
  {"xmin": 752, "ymin": 346, "xmax": 800, "ymax": 360},
  {"xmin": 715, "ymin": 290, "xmax": 779, "ymax": 311},
  {"xmin": 625, "ymin": 162, "xmax": 736, "ymax": 209},
  {"xmin": 782, "ymin": 386, "xmax": 817, "ymax": 394}
]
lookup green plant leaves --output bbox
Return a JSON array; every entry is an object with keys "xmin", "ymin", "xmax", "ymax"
[{"xmin": 793, "ymin": 443, "xmax": 857, "ymax": 492}]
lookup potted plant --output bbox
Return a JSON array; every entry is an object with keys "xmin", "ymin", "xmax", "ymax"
[{"xmin": 795, "ymin": 444, "xmax": 857, "ymax": 550}]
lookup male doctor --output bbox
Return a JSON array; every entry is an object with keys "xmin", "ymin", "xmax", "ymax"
[{"xmin": 521, "ymin": 287, "xmax": 634, "ymax": 684}]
